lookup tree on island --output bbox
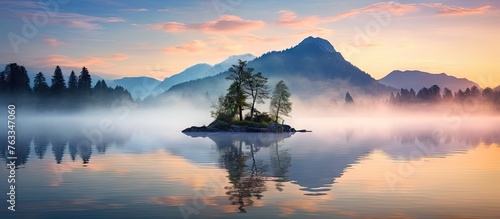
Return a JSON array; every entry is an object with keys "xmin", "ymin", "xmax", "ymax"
[
  {"xmin": 226, "ymin": 60, "xmax": 252, "ymax": 121},
  {"xmin": 244, "ymin": 72, "xmax": 270, "ymax": 121},
  {"xmin": 270, "ymin": 80, "xmax": 292, "ymax": 123}
]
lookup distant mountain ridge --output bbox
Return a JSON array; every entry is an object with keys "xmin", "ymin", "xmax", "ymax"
[
  {"xmin": 108, "ymin": 76, "xmax": 160, "ymax": 100},
  {"xmin": 379, "ymin": 70, "xmax": 479, "ymax": 92},
  {"xmin": 102, "ymin": 54, "xmax": 255, "ymax": 100},
  {"xmin": 154, "ymin": 54, "xmax": 256, "ymax": 93},
  {"xmin": 163, "ymin": 36, "xmax": 394, "ymax": 100}
]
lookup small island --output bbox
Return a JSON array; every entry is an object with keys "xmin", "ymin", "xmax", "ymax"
[{"xmin": 182, "ymin": 60, "xmax": 309, "ymax": 133}]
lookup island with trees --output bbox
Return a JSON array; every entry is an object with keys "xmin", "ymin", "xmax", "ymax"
[{"xmin": 182, "ymin": 60, "xmax": 308, "ymax": 133}]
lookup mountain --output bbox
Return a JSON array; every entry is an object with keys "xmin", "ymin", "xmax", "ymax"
[
  {"xmin": 154, "ymin": 54, "xmax": 256, "ymax": 93},
  {"xmin": 154, "ymin": 63, "xmax": 212, "ymax": 93},
  {"xmin": 379, "ymin": 70, "xmax": 479, "ymax": 92},
  {"xmin": 162, "ymin": 36, "xmax": 393, "ymax": 101},
  {"xmin": 495, "ymin": 85, "xmax": 500, "ymax": 92},
  {"xmin": 204, "ymin": 54, "xmax": 256, "ymax": 77},
  {"xmin": 108, "ymin": 77, "xmax": 161, "ymax": 100}
]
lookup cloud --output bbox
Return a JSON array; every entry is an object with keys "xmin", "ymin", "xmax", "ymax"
[
  {"xmin": 110, "ymin": 53, "xmax": 129, "ymax": 61},
  {"xmin": 52, "ymin": 13, "xmax": 126, "ymax": 29},
  {"xmin": 10, "ymin": 8, "xmax": 125, "ymax": 30},
  {"xmin": 157, "ymin": 8, "xmax": 172, "ymax": 12},
  {"xmin": 0, "ymin": 0, "xmax": 48, "ymax": 9},
  {"xmin": 276, "ymin": 10, "xmax": 321, "ymax": 28},
  {"xmin": 217, "ymin": 44, "xmax": 242, "ymax": 52},
  {"xmin": 106, "ymin": 17, "xmax": 126, "ymax": 22},
  {"xmin": 337, "ymin": 1, "xmax": 420, "ymax": 18},
  {"xmin": 292, "ymin": 28, "xmax": 334, "ymax": 37},
  {"xmin": 148, "ymin": 15, "xmax": 264, "ymax": 33},
  {"xmin": 244, "ymin": 34, "xmax": 282, "ymax": 43},
  {"xmin": 276, "ymin": 2, "xmax": 419, "ymax": 28},
  {"xmin": 121, "ymin": 8, "xmax": 148, "ymax": 12},
  {"xmin": 422, "ymin": 3, "xmax": 492, "ymax": 16},
  {"xmin": 43, "ymin": 38, "xmax": 70, "ymax": 47},
  {"xmin": 38, "ymin": 53, "xmax": 129, "ymax": 68},
  {"xmin": 163, "ymin": 40, "xmax": 209, "ymax": 53}
]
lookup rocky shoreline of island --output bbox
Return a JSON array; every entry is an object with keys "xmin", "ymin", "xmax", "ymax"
[{"xmin": 182, "ymin": 121, "xmax": 310, "ymax": 133}]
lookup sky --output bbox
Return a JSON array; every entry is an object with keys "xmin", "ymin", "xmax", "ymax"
[{"xmin": 0, "ymin": 0, "xmax": 499, "ymax": 87}]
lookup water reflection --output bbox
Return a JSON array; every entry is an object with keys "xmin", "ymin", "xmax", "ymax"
[
  {"xmin": 0, "ymin": 119, "xmax": 133, "ymax": 167},
  {"xmin": 186, "ymin": 133, "xmax": 294, "ymax": 213},
  {"xmin": 0, "ymin": 118, "xmax": 499, "ymax": 218}
]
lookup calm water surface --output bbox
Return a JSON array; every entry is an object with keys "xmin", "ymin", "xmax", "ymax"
[{"xmin": 1, "ymin": 116, "xmax": 499, "ymax": 219}]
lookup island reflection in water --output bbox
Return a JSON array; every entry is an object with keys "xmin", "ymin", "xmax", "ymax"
[{"xmin": 0, "ymin": 117, "xmax": 499, "ymax": 219}]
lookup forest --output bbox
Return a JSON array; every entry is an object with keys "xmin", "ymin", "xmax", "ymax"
[
  {"xmin": 0, "ymin": 63, "xmax": 133, "ymax": 111},
  {"xmin": 389, "ymin": 85, "xmax": 500, "ymax": 111}
]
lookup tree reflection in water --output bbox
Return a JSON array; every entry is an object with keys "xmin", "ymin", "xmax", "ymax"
[
  {"xmin": 270, "ymin": 140, "xmax": 291, "ymax": 192},
  {"xmin": 188, "ymin": 133, "xmax": 293, "ymax": 213}
]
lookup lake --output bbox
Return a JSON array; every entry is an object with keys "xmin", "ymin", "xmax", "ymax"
[{"xmin": 1, "ymin": 113, "xmax": 500, "ymax": 219}]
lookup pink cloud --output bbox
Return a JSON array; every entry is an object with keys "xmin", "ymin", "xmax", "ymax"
[
  {"xmin": 163, "ymin": 40, "xmax": 209, "ymax": 53},
  {"xmin": 106, "ymin": 17, "xmax": 126, "ymax": 22},
  {"xmin": 422, "ymin": 3, "xmax": 492, "ymax": 16},
  {"xmin": 67, "ymin": 19, "xmax": 101, "ymax": 29},
  {"xmin": 292, "ymin": 28, "xmax": 334, "ymax": 37},
  {"xmin": 43, "ymin": 38, "xmax": 70, "ymax": 47},
  {"xmin": 149, "ymin": 15, "xmax": 264, "ymax": 33},
  {"xmin": 217, "ymin": 44, "xmax": 242, "ymax": 52},
  {"xmin": 110, "ymin": 53, "xmax": 129, "ymax": 61},
  {"xmin": 357, "ymin": 1, "xmax": 419, "ymax": 16},
  {"xmin": 150, "ymin": 22, "xmax": 186, "ymax": 32},
  {"xmin": 39, "ymin": 54, "xmax": 129, "ymax": 68},
  {"xmin": 244, "ymin": 34, "xmax": 282, "ymax": 43},
  {"xmin": 276, "ymin": 2, "xmax": 419, "ymax": 29},
  {"xmin": 326, "ymin": 1, "xmax": 420, "ymax": 22},
  {"xmin": 276, "ymin": 10, "xmax": 321, "ymax": 28}
]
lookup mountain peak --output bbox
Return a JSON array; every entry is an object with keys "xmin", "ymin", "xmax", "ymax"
[
  {"xmin": 297, "ymin": 36, "xmax": 336, "ymax": 53},
  {"xmin": 221, "ymin": 53, "xmax": 255, "ymax": 64}
]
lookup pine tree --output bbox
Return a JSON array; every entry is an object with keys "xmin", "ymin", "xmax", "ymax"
[
  {"xmin": 67, "ymin": 70, "xmax": 78, "ymax": 93},
  {"xmin": 443, "ymin": 87, "xmax": 453, "ymax": 101},
  {"xmin": 3, "ymin": 63, "xmax": 31, "ymax": 95},
  {"xmin": 50, "ymin": 66, "xmax": 66, "ymax": 95},
  {"xmin": 345, "ymin": 91, "xmax": 354, "ymax": 104},
  {"xmin": 270, "ymin": 80, "xmax": 292, "ymax": 122},
  {"xmin": 0, "ymin": 71, "xmax": 5, "ymax": 95},
  {"xmin": 78, "ymin": 67, "xmax": 92, "ymax": 96},
  {"xmin": 33, "ymin": 72, "xmax": 50, "ymax": 109},
  {"xmin": 33, "ymin": 72, "xmax": 50, "ymax": 96},
  {"xmin": 226, "ymin": 60, "xmax": 252, "ymax": 121}
]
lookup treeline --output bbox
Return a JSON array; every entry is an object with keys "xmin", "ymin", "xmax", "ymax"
[
  {"xmin": 0, "ymin": 63, "xmax": 133, "ymax": 111},
  {"xmin": 389, "ymin": 85, "xmax": 500, "ymax": 109}
]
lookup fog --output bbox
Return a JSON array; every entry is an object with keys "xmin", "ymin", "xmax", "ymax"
[
  {"xmin": 7, "ymin": 89, "xmax": 499, "ymax": 134},
  {"xmin": 3, "ymin": 94, "xmax": 498, "ymax": 152}
]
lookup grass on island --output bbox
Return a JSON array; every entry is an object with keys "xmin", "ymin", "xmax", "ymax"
[{"xmin": 207, "ymin": 113, "xmax": 275, "ymax": 130}]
